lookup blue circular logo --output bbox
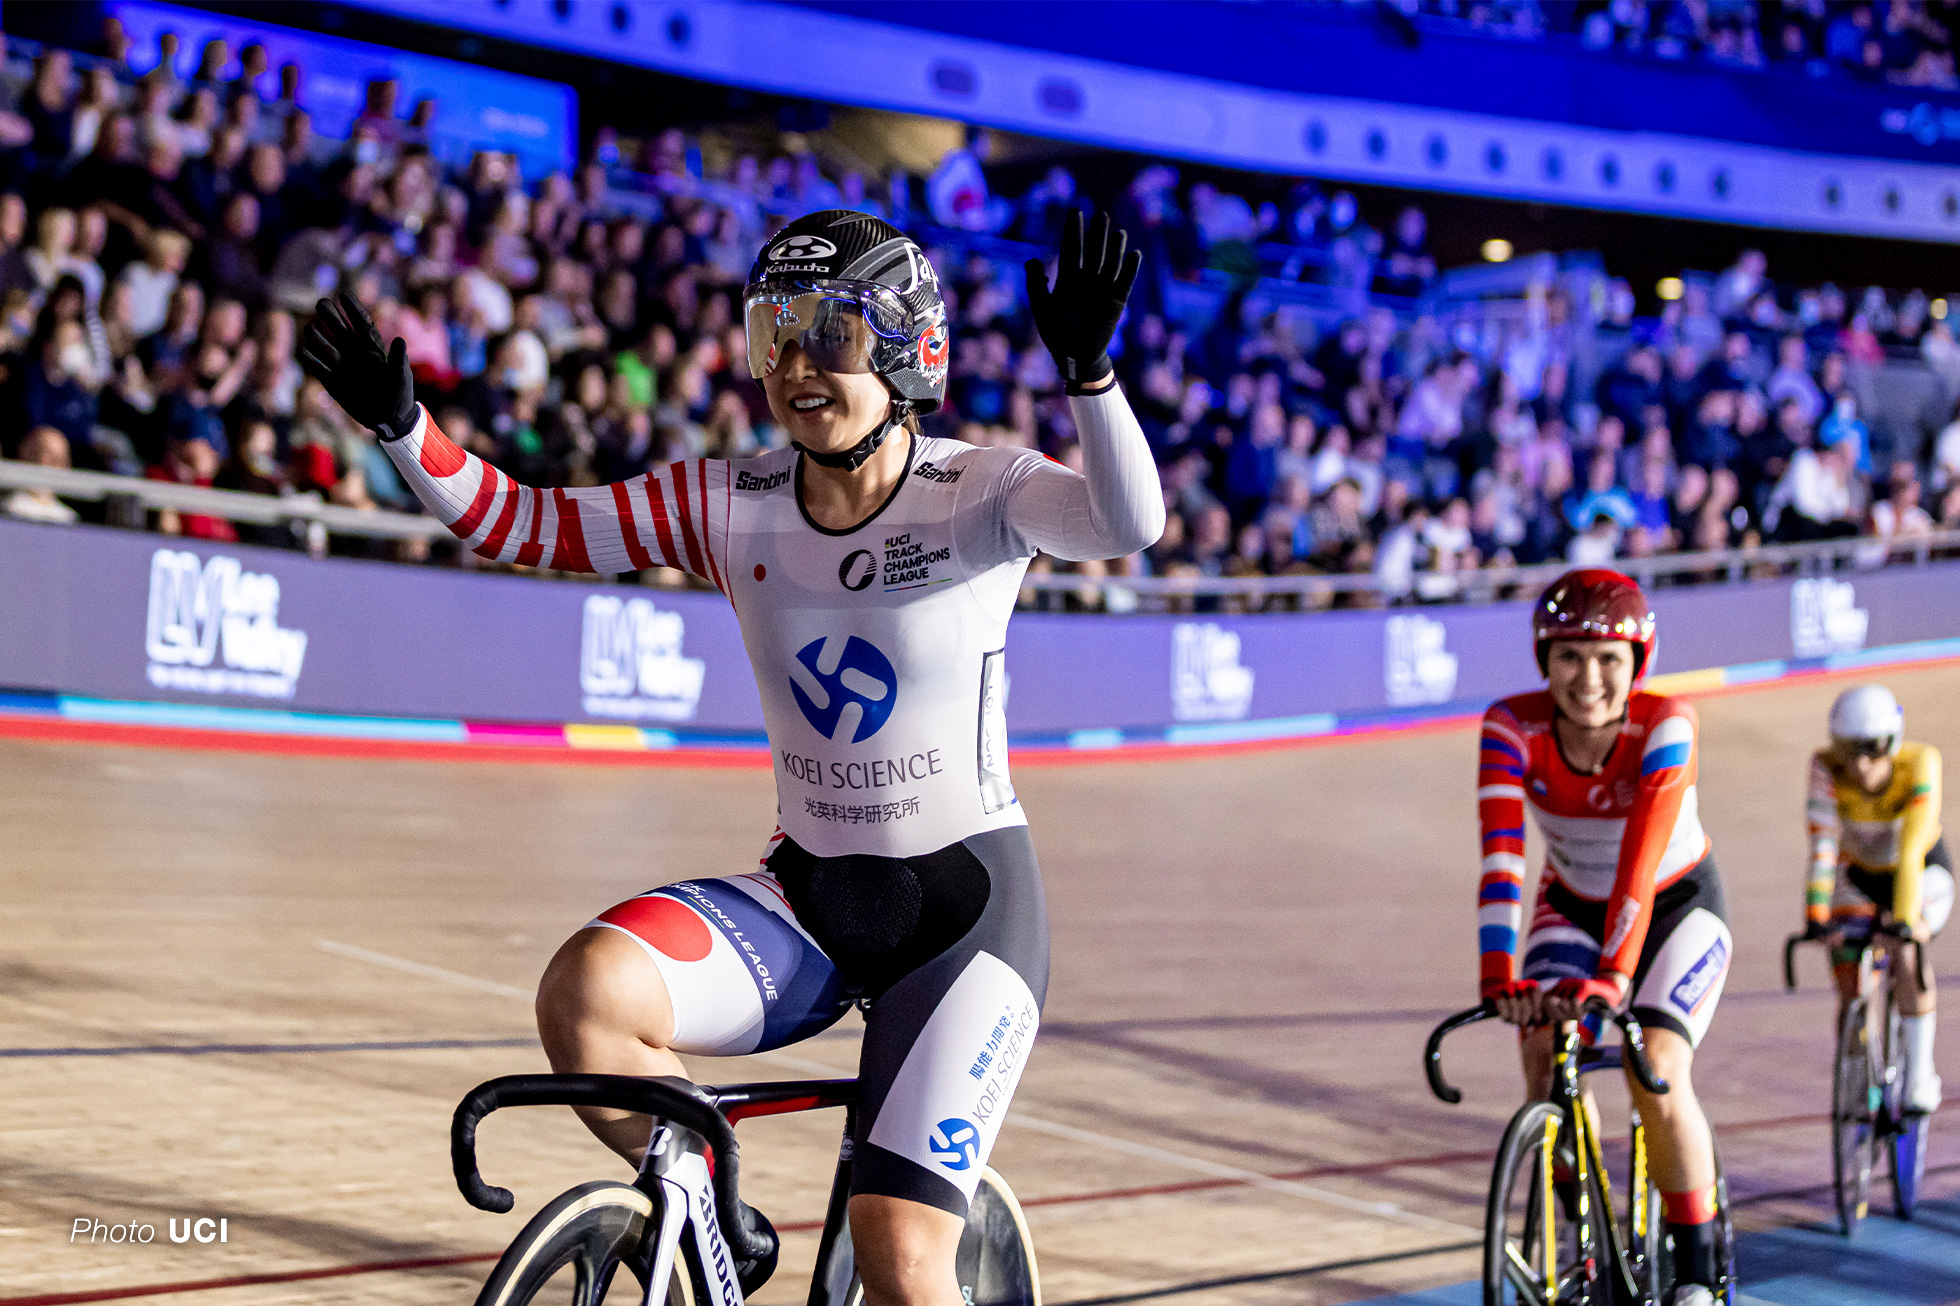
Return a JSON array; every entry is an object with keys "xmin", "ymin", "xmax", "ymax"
[
  {"xmin": 928, "ymin": 1117, "xmax": 981, "ymax": 1171},
  {"xmin": 789, "ymin": 635, "xmax": 898, "ymax": 743}
]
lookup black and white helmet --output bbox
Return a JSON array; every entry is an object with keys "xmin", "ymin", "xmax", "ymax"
[{"xmin": 743, "ymin": 209, "xmax": 949, "ymax": 413}]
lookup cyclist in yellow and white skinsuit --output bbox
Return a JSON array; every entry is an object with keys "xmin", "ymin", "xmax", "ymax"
[{"xmin": 1805, "ymin": 684, "xmax": 1951, "ymax": 1113}]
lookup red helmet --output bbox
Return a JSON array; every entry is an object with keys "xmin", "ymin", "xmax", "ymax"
[{"xmin": 1532, "ymin": 568, "xmax": 1657, "ymax": 678}]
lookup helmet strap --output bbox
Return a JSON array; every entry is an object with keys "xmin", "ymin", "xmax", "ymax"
[{"xmin": 792, "ymin": 396, "xmax": 912, "ymax": 473}]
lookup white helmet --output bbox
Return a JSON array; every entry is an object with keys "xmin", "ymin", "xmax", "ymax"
[{"xmin": 1829, "ymin": 684, "xmax": 1903, "ymax": 754}]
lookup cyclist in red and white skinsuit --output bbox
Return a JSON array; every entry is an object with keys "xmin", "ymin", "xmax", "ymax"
[
  {"xmin": 1477, "ymin": 570, "xmax": 1731, "ymax": 1306},
  {"xmin": 299, "ymin": 209, "xmax": 1163, "ymax": 1306}
]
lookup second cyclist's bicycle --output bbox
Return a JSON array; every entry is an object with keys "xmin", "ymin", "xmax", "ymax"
[
  {"xmin": 1426, "ymin": 1000, "xmax": 1736, "ymax": 1306},
  {"xmin": 1786, "ymin": 921, "xmax": 1933, "ymax": 1234},
  {"xmin": 451, "ymin": 1072, "xmax": 1039, "ymax": 1306}
]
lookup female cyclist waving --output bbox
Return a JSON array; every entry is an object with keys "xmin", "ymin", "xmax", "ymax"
[
  {"xmin": 1476, "ymin": 570, "xmax": 1732, "ymax": 1306},
  {"xmin": 300, "ymin": 209, "xmax": 1163, "ymax": 1306}
]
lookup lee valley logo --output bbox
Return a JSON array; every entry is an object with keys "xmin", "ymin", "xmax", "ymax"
[
  {"xmin": 1790, "ymin": 577, "xmax": 1869, "ymax": 658},
  {"xmin": 1384, "ymin": 614, "xmax": 1459, "ymax": 707},
  {"xmin": 580, "ymin": 594, "xmax": 706, "ymax": 721},
  {"xmin": 145, "ymin": 550, "xmax": 308, "ymax": 699},
  {"xmin": 1170, "ymin": 622, "xmax": 1254, "ymax": 721}
]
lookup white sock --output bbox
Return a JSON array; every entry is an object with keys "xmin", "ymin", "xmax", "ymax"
[{"xmin": 1905, "ymin": 1012, "xmax": 1938, "ymax": 1088}]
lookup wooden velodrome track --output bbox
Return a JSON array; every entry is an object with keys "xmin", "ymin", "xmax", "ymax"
[{"xmin": 4, "ymin": 664, "xmax": 1958, "ymax": 1306}]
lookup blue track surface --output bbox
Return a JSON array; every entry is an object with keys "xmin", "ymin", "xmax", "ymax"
[{"xmin": 1364, "ymin": 1195, "xmax": 1960, "ymax": 1304}]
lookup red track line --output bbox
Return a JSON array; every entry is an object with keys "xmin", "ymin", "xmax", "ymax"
[
  {"xmin": 1017, "ymin": 1112, "xmax": 1829, "ymax": 1211},
  {"xmin": 1, "ymin": 1111, "xmax": 1832, "ymax": 1306},
  {"xmin": 0, "ymin": 715, "xmax": 768, "ymax": 769},
  {"xmin": 0, "ymin": 1252, "xmax": 507, "ymax": 1306}
]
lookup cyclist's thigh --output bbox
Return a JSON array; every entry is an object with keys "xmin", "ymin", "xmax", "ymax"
[
  {"xmin": 1628, "ymin": 876, "xmax": 1732, "ymax": 1049},
  {"xmin": 851, "ymin": 827, "xmax": 1049, "ymax": 1219},
  {"xmin": 587, "ymin": 870, "xmax": 852, "ymax": 1056}
]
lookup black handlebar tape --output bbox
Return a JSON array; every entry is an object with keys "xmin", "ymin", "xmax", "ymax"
[
  {"xmin": 1424, "ymin": 1003, "xmax": 1496, "ymax": 1105},
  {"xmin": 449, "ymin": 1073, "xmax": 775, "ymax": 1266},
  {"xmin": 1592, "ymin": 1003, "xmax": 1669, "ymax": 1095}
]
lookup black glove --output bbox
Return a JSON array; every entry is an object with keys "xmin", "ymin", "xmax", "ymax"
[
  {"xmin": 1801, "ymin": 918, "xmax": 1831, "ymax": 941},
  {"xmin": 1025, "ymin": 209, "xmax": 1141, "ymax": 395},
  {"xmin": 298, "ymin": 292, "xmax": 418, "ymax": 441}
]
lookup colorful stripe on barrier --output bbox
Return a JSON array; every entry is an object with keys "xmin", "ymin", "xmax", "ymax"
[{"xmin": 2, "ymin": 634, "xmax": 1958, "ymax": 766}]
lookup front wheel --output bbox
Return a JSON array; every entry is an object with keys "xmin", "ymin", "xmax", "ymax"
[
  {"xmin": 474, "ymin": 1180, "xmax": 692, "ymax": 1306},
  {"xmin": 1832, "ymin": 999, "xmax": 1878, "ymax": 1237},
  {"xmin": 1890, "ymin": 1116, "xmax": 1930, "ymax": 1219},
  {"xmin": 1483, "ymin": 1101, "xmax": 1602, "ymax": 1306},
  {"xmin": 1885, "ymin": 1003, "xmax": 1932, "ymax": 1220}
]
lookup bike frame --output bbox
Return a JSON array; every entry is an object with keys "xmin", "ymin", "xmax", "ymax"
[
  {"xmin": 1427, "ymin": 1001, "xmax": 1672, "ymax": 1304},
  {"xmin": 452, "ymin": 1073, "xmax": 861, "ymax": 1306},
  {"xmin": 1787, "ymin": 925, "xmax": 1931, "ymax": 1221}
]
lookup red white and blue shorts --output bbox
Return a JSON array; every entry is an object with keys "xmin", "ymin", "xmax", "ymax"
[
  {"xmin": 1521, "ymin": 854, "xmax": 1731, "ymax": 1048},
  {"xmin": 582, "ymin": 826, "xmax": 1047, "ymax": 1219}
]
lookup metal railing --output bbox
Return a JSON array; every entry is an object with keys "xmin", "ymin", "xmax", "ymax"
[
  {"xmin": 1016, "ymin": 529, "xmax": 1960, "ymax": 609},
  {"xmin": 5, "ymin": 458, "xmax": 1957, "ymax": 603},
  {"xmin": 0, "ymin": 459, "xmax": 445, "ymax": 543}
]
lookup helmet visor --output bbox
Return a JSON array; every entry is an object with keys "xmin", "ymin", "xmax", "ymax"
[{"xmin": 743, "ymin": 283, "xmax": 910, "ymax": 380}]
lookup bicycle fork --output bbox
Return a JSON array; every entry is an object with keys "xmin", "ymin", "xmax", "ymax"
[{"xmin": 637, "ymin": 1125, "xmax": 743, "ymax": 1306}]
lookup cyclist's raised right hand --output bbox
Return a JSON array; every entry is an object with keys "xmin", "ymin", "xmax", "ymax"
[
  {"xmin": 299, "ymin": 292, "xmax": 419, "ymax": 440},
  {"xmin": 1483, "ymin": 978, "xmax": 1541, "ymax": 1027}
]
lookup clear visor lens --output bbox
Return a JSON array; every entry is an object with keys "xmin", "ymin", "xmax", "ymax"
[{"xmin": 744, "ymin": 287, "xmax": 908, "ymax": 380}]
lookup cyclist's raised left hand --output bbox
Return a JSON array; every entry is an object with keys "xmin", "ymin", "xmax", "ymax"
[
  {"xmin": 1025, "ymin": 209, "xmax": 1140, "ymax": 395},
  {"xmin": 299, "ymin": 292, "xmax": 418, "ymax": 440}
]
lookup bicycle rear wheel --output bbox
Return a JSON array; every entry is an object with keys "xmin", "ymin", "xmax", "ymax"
[
  {"xmin": 474, "ymin": 1180, "xmax": 692, "ymax": 1306},
  {"xmin": 1483, "ymin": 1101, "xmax": 1602, "ymax": 1306},
  {"xmin": 831, "ymin": 1167, "xmax": 1038, "ymax": 1306},
  {"xmin": 1832, "ymin": 999, "xmax": 1878, "ymax": 1237},
  {"xmin": 960, "ymin": 1167, "xmax": 1041, "ymax": 1306}
]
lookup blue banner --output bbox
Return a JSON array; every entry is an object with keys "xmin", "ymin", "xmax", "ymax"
[
  {"xmin": 0, "ymin": 520, "xmax": 1956, "ymax": 749},
  {"xmin": 108, "ymin": 0, "xmax": 576, "ymax": 175},
  {"xmin": 790, "ymin": 1, "xmax": 1960, "ymax": 168}
]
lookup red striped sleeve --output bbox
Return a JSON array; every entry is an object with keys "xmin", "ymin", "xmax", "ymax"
[
  {"xmin": 514, "ymin": 487, "xmax": 547, "ymax": 568},
  {"xmin": 1476, "ymin": 704, "xmax": 1530, "ymax": 989},
  {"xmin": 694, "ymin": 460, "xmax": 726, "ymax": 594},
  {"xmin": 418, "ymin": 413, "xmax": 469, "ymax": 477},
  {"xmin": 1600, "ymin": 701, "xmax": 1699, "ymax": 977},
  {"xmin": 642, "ymin": 473, "xmax": 681, "ymax": 569},
  {"xmin": 479, "ymin": 480, "xmax": 523, "ymax": 559},
  {"xmin": 450, "ymin": 463, "xmax": 502, "ymax": 541},
  {"xmin": 671, "ymin": 462, "xmax": 707, "ymax": 577},
  {"xmin": 610, "ymin": 480, "xmax": 654, "ymax": 571},
  {"xmin": 549, "ymin": 488, "xmax": 593, "ymax": 572}
]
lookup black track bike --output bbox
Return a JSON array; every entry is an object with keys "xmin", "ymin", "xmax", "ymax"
[
  {"xmin": 1785, "ymin": 921, "xmax": 1933, "ymax": 1234},
  {"xmin": 451, "ymin": 1074, "xmax": 1040, "ymax": 1306},
  {"xmin": 1426, "ymin": 1000, "xmax": 1736, "ymax": 1305}
]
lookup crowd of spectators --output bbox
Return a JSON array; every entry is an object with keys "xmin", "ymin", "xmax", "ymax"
[
  {"xmin": 1370, "ymin": 0, "xmax": 1960, "ymax": 88},
  {"xmin": 1, "ymin": 21, "xmax": 1957, "ymax": 609}
]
